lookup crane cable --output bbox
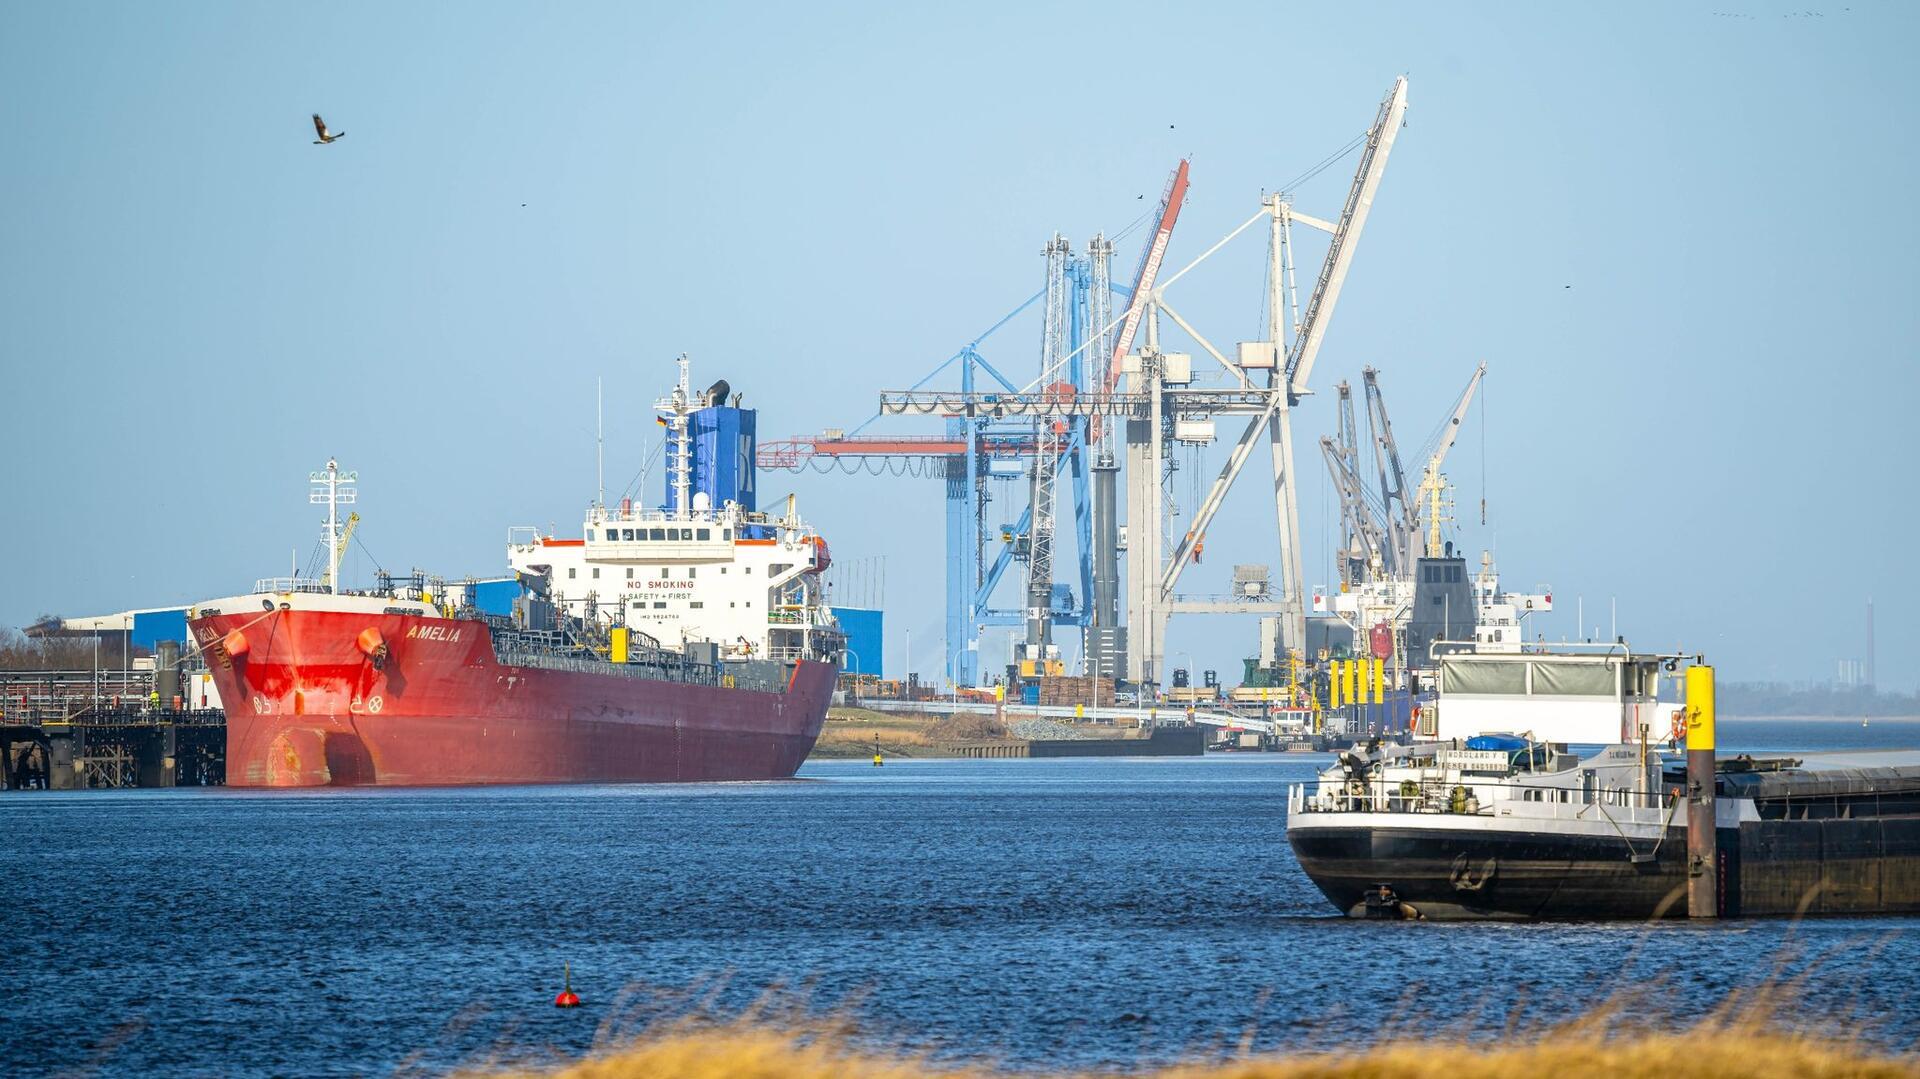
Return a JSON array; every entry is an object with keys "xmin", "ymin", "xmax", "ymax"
[
  {"xmin": 1480, "ymin": 376, "xmax": 1488, "ymax": 526},
  {"xmin": 1278, "ymin": 130, "xmax": 1367, "ymax": 196}
]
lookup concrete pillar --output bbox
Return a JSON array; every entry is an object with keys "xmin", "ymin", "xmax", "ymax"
[{"xmin": 47, "ymin": 732, "xmax": 77, "ymax": 791}]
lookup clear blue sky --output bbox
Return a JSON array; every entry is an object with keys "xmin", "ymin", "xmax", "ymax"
[{"xmin": 3, "ymin": 2, "xmax": 1914, "ymax": 689}]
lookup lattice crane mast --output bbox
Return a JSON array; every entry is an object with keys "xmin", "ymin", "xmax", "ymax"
[{"xmin": 1025, "ymin": 236, "xmax": 1072, "ymax": 658}]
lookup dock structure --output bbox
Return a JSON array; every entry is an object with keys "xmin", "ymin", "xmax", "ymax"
[
  {"xmin": 2, "ymin": 709, "xmax": 225, "ymax": 790},
  {"xmin": 0, "ymin": 667, "xmax": 225, "ymax": 790}
]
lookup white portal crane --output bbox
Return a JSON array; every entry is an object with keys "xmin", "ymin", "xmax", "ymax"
[{"xmin": 1157, "ymin": 76, "xmax": 1409, "ymax": 660}]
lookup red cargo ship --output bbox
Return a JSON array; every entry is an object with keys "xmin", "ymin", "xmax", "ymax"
[
  {"xmin": 190, "ymin": 360, "xmax": 843, "ymax": 787},
  {"xmin": 189, "ymin": 597, "xmax": 837, "ymax": 787}
]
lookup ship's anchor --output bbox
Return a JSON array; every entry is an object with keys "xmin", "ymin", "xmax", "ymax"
[{"xmin": 1450, "ymin": 853, "xmax": 1497, "ymax": 892}]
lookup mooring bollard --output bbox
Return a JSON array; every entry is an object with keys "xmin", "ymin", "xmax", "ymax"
[{"xmin": 1686, "ymin": 664, "xmax": 1718, "ymax": 918}]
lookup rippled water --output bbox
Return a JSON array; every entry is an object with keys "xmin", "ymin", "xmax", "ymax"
[{"xmin": 7, "ymin": 720, "xmax": 1917, "ymax": 1075}]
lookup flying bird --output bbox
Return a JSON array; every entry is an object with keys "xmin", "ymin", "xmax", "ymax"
[{"xmin": 312, "ymin": 114, "xmax": 345, "ymax": 144}]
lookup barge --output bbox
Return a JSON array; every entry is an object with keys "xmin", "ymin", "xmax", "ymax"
[{"xmin": 1285, "ymin": 645, "xmax": 1920, "ymax": 919}]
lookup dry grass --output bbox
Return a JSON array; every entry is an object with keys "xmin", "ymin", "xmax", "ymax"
[
  {"xmin": 808, "ymin": 708, "xmax": 938, "ymax": 758},
  {"xmin": 468, "ymin": 978, "xmax": 1920, "ymax": 1079},
  {"xmin": 810, "ymin": 709, "xmax": 1012, "ymax": 758},
  {"xmin": 477, "ymin": 1019, "xmax": 1919, "ymax": 1079}
]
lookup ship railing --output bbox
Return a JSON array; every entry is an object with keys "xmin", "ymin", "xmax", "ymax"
[
  {"xmin": 251, "ymin": 576, "xmax": 329, "ymax": 594},
  {"xmin": 1292, "ymin": 776, "xmax": 1681, "ymax": 819},
  {"xmin": 491, "ymin": 639, "xmax": 722, "ymax": 688}
]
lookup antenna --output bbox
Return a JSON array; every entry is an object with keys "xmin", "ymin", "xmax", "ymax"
[{"xmin": 596, "ymin": 377, "xmax": 605, "ymax": 509}]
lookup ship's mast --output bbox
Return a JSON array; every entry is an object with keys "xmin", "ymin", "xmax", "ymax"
[
  {"xmin": 309, "ymin": 458, "xmax": 358, "ymax": 594},
  {"xmin": 658, "ymin": 354, "xmax": 694, "ymax": 519}
]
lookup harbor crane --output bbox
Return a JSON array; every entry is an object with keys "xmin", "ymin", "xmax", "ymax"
[
  {"xmin": 759, "ymin": 213, "xmax": 1157, "ymax": 685},
  {"xmin": 872, "ymin": 79, "xmax": 1410, "ymax": 686},
  {"xmin": 1321, "ymin": 383, "xmax": 1386, "ymax": 589},
  {"xmin": 1414, "ymin": 362, "xmax": 1485, "ymax": 558},
  {"xmin": 332, "ymin": 512, "xmax": 361, "ymax": 569},
  {"xmin": 1326, "ymin": 363, "xmax": 1485, "ymax": 589},
  {"xmin": 1363, "ymin": 366, "xmax": 1418, "ymax": 577},
  {"xmin": 1148, "ymin": 76, "xmax": 1409, "ymax": 678}
]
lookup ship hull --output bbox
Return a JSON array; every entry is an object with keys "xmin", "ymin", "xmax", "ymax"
[
  {"xmin": 1287, "ymin": 819, "xmax": 1691, "ymax": 921},
  {"xmin": 190, "ymin": 608, "xmax": 836, "ymax": 788}
]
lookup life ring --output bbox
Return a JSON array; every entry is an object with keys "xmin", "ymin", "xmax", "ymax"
[{"xmin": 1669, "ymin": 708, "xmax": 1688, "ymax": 743}]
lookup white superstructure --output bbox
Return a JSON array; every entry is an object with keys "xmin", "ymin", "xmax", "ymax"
[
  {"xmin": 507, "ymin": 357, "xmax": 837, "ymax": 664},
  {"xmin": 507, "ymin": 501, "xmax": 834, "ymax": 663},
  {"xmin": 1417, "ymin": 643, "xmax": 1684, "ymax": 746},
  {"xmin": 1313, "ymin": 550, "xmax": 1550, "ymax": 659}
]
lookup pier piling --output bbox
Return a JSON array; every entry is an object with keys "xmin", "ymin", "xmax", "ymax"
[{"xmin": 1686, "ymin": 664, "xmax": 1718, "ymax": 918}]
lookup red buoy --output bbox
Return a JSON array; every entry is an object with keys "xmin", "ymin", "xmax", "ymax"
[{"xmin": 554, "ymin": 961, "xmax": 581, "ymax": 1008}]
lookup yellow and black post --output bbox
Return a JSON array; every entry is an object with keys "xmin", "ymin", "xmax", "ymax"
[{"xmin": 1685, "ymin": 664, "xmax": 1718, "ymax": 918}]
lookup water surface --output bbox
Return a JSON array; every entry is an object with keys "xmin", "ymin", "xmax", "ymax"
[{"xmin": 6, "ymin": 719, "xmax": 1916, "ymax": 1075}]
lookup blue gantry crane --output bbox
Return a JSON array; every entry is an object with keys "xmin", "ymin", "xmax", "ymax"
[{"xmin": 756, "ymin": 162, "xmax": 1187, "ymax": 687}]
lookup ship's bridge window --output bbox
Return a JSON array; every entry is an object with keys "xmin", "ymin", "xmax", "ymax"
[
  {"xmin": 624, "ymin": 528, "xmax": 636, "ymax": 541},
  {"xmin": 586, "ymin": 530, "xmax": 595, "ymax": 541},
  {"xmin": 650, "ymin": 528, "xmax": 665, "ymax": 541},
  {"xmin": 697, "ymin": 528, "xmax": 711, "ymax": 541},
  {"xmin": 723, "ymin": 529, "xmax": 733, "ymax": 541}
]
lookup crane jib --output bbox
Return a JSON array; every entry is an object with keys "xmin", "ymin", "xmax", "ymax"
[{"xmin": 1105, "ymin": 160, "xmax": 1191, "ymax": 394}]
